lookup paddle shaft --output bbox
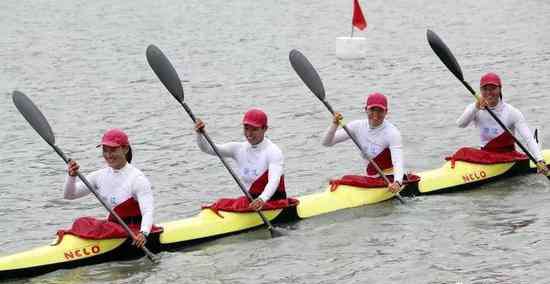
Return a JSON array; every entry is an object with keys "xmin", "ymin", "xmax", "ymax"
[
  {"xmin": 53, "ymin": 145, "xmax": 156, "ymax": 261},
  {"xmin": 459, "ymin": 79, "xmax": 540, "ymax": 165},
  {"xmin": 178, "ymin": 101, "xmax": 275, "ymax": 231},
  {"xmin": 320, "ymin": 99, "xmax": 406, "ymax": 203}
]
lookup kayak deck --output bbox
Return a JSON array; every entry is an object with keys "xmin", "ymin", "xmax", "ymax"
[
  {"xmin": 2, "ymin": 149, "xmax": 548, "ymax": 279},
  {"xmin": 0, "ymin": 235, "xmax": 145, "ymax": 280},
  {"xmin": 296, "ymin": 184, "xmax": 395, "ymax": 218},
  {"xmin": 158, "ymin": 207, "xmax": 291, "ymax": 249},
  {"xmin": 0, "ymin": 183, "xmax": 391, "ymax": 280},
  {"xmin": 400, "ymin": 149, "xmax": 549, "ymax": 196}
]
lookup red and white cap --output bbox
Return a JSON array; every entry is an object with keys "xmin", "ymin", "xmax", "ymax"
[
  {"xmin": 242, "ymin": 108, "xmax": 268, "ymax": 128},
  {"xmin": 364, "ymin": 92, "xmax": 388, "ymax": 111},
  {"xmin": 480, "ymin": 72, "xmax": 502, "ymax": 87},
  {"xmin": 97, "ymin": 128, "xmax": 129, "ymax": 147}
]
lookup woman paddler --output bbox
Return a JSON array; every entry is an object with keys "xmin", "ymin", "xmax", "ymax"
[
  {"xmin": 321, "ymin": 92, "xmax": 404, "ymax": 193},
  {"xmin": 456, "ymin": 72, "xmax": 548, "ymax": 175},
  {"xmin": 64, "ymin": 128, "xmax": 155, "ymax": 248},
  {"xmin": 194, "ymin": 108, "xmax": 288, "ymax": 211}
]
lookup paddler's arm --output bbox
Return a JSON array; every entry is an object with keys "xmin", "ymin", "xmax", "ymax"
[
  {"xmin": 133, "ymin": 175, "xmax": 154, "ymax": 238},
  {"xmin": 63, "ymin": 160, "xmax": 95, "ymax": 199},
  {"xmin": 195, "ymin": 119, "xmax": 237, "ymax": 157},
  {"xmin": 456, "ymin": 103, "xmax": 479, "ymax": 128},
  {"xmin": 321, "ymin": 113, "xmax": 353, "ymax": 146},
  {"xmin": 259, "ymin": 148, "xmax": 284, "ymax": 203},
  {"xmin": 388, "ymin": 131, "xmax": 404, "ymax": 193},
  {"xmin": 511, "ymin": 110, "xmax": 548, "ymax": 175}
]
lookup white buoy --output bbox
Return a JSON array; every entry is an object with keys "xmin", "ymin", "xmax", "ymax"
[{"xmin": 335, "ymin": 36, "xmax": 366, "ymax": 60}]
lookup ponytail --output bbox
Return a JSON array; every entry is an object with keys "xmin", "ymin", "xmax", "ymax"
[{"xmin": 126, "ymin": 145, "xmax": 133, "ymax": 163}]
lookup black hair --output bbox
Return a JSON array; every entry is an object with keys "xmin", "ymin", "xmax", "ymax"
[{"xmin": 126, "ymin": 145, "xmax": 133, "ymax": 163}]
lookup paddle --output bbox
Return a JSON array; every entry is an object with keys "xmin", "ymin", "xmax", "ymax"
[
  {"xmin": 145, "ymin": 44, "xmax": 282, "ymax": 237},
  {"xmin": 426, "ymin": 29, "xmax": 549, "ymax": 179},
  {"xmin": 11, "ymin": 91, "xmax": 157, "ymax": 262},
  {"xmin": 289, "ymin": 49, "xmax": 406, "ymax": 203}
]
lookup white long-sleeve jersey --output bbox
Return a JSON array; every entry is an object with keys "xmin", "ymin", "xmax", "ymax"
[
  {"xmin": 322, "ymin": 119, "xmax": 404, "ymax": 184},
  {"xmin": 457, "ymin": 101, "xmax": 543, "ymax": 161},
  {"xmin": 196, "ymin": 134, "xmax": 284, "ymax": 202},
  {"xmin": 63, "ymin": 163, "xmax": 154, "ymax": 235}
]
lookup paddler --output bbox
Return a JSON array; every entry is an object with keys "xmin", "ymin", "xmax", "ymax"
[
  {"xmin": 322, "ymin": 92, "xmax": 403, "ymax": 193},
  {"xmin": 194, "ymin": 108, "xmax": 286, "ymax": 211},
  {"xmin": 64, "ymin": 128, "xmax": 154, "ymax": 248},
  {"xmin": 456, "ymin": 72, "xmax": 548, "ymax": 175}
]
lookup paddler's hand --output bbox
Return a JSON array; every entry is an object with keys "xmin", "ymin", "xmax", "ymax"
[
  {"xmin": 249, "ymin": 197, "xmax": 265, "ymax": 211},
  {"xmin": 333, "ymin": 112, "xmax": 343, "ymax": 126},
  {"xmin": 475, "ymin": 96, "xmax": 489, "ymax": 110},
  {"xmin": 536, "ymin": 160, "xmax": 549, "ymax": 176},
  {"xmin": 132, "ymin": 232, "xmax": 147, "ymax": 249},
  {"xmin": 195, "ymin": 119, "xmax": 205, "ymax": 133},
  {"xmin": 67, "ymin": 159, "xmax": 80, "ymax": 177},
  {"xmin": 387, "ymin": 181, "xmax": 401, "ymax": 193}
]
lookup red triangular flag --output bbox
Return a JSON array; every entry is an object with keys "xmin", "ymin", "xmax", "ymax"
[{"xmin": 352, "ymin": 0, "xmax": 367, "ymax": 31}]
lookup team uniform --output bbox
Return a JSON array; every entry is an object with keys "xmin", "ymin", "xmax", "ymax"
[
  {"xmin": 322, "ymin": 119, "xmax": 404, "ymax": 185},
  {"xmin": 196, "ymin": 134, "xmax": 286, "ymax": 201},
  {"xmin": 457, "ymin": 100, "xmax": 543, "ymax": 160},
  {"xmin": 64, "ymin": 163, "xmax": 154, "ymax": 235}
]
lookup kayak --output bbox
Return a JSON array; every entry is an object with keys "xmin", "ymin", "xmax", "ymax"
[
  {"xmin": 2, "ymin": 149, "xmax": 547, "ymax": 279},
  {"xmin": 0, "ymin": 181, "xmax": 398, "ymax": 280},
  {"xmin": 0, "ymin": 233, "xmax": 161, "ymax": 280},
  {"xmin": 296, "ymin": 183, "xmax": 395, "ymax": 218},
  {"xmin": 158, "ymin": 207, "xmax": 296, "ymax": 249},
  {"xmin": 401, "ymin": 149, "xmax": 550, "ymax": 196}
]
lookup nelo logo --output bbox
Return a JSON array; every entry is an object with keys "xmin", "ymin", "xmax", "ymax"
[
  {"xmin": 64, "ymin": 245, "xmax": 101, "ymax": 260},
  {"xmin": 462, "ymin": 170, "xmax": 487, "ymax": 182}
]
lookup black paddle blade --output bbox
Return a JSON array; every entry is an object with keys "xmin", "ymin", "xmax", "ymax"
[
  {"xmin": 269, "ymin": 227, "xmax": 284, "ymax": 238},
  {"xmin": 289, "ymin": 49, "xmax": 326, "ymax": 100},
  {"xmin": 12, "ymin": 91, "xmax": 56, "ymax": 146},
  {"xmin": 146, "ymin": 44, "xmax": 185, "ymax": 103},
  {"xmin": 426, "ymin": 29, "xmax": 465, "ymax": 82}
]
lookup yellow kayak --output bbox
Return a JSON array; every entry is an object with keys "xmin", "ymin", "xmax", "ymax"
[
  {"xmin": 296, "ymin": 184, "xmax": 395, "ymax": 218},
  {"xmin": 0, "ymin": 180, "xmax": 397, "ymax": 280},
  {"xmin": 0, "ymin": 234, "xmax": 142, "ymax": 280},
  {"xmin": 400, "ymin": 149, "xmax": 550, "ymax": 196},
  {"xmin": 3, "ymin": 149, "xmax": 546, "ymax": 279}
]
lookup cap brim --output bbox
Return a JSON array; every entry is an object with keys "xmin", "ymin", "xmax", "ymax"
[
  {"xmin": 96, "ymin": 142, "xmax": 122, "ymax": 148},
  {"xmin": 243, "ymin": 122, "xmax": 265, "ymax": 128},
  {"xmin": 366, "ymin": 104, "xmax": 387, "ymax": 110}
]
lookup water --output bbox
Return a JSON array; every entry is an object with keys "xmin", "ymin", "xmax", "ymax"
[{"xmin": 1, "ymin": 0, "xmax": 550, "ymax": 283}]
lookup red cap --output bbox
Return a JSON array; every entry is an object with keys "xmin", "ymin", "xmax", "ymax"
[
  {"xmin": 98, "ymin": 128, "xmax": 129, "ymax": 147},
  {"xmin": 365, "ymin": 92, "xmax": 388, "ymax": 111},
  {"xmin": 480, "ymin": 72, "xmax": 501, "ymax": 87},
  {"xmin": 242, "ymin": 108, "xmax": 268, "ymax": 128}
]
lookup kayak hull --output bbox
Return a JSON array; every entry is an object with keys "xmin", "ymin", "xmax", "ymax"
[
  {"xmin": 158, "ymin": 206, "xmax": 297, "ymax": 250},
  {"xmin": 0, "ymin": 234, "xmax": 161, "ymax": 280},
  {"xmin": 296, "ymin": 184, "xmax": 395, "ymax": 218},
  {"xmin": 0, "ymin": 182, "xmax": 392, "ymax": 280},
  {"xmin": 400, "ymin": 149, "xmax": 550, "ymax": 196},
  {"xmin": 2, "ymin": 150, "xmax": 547, "ymax": 279}
]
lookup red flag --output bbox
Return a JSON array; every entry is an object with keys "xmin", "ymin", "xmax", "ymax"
[{"xmin": 352, "ymin": 0, "xmax": 367, "ymax": 31}]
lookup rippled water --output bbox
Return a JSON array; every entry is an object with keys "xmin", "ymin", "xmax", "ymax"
[{"xmin": 1, "ymin": 0, "xmax": 550, "ymax": 283}]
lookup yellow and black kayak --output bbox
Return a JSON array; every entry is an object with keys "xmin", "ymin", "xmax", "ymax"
[
  {"xmin": 0, "ymin": 233, "xmax": 160, "ymax": 280},
  {"xmin": 4, "ymin": 149, "xmax": 547, "ymax": 280},
  {"xmin": 0, "ymin": 181, "xmax": 399, "ymax": 280},
  {"xmin": 400, "ymin": 149, "xmax": 550, "ymax": 196}
]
